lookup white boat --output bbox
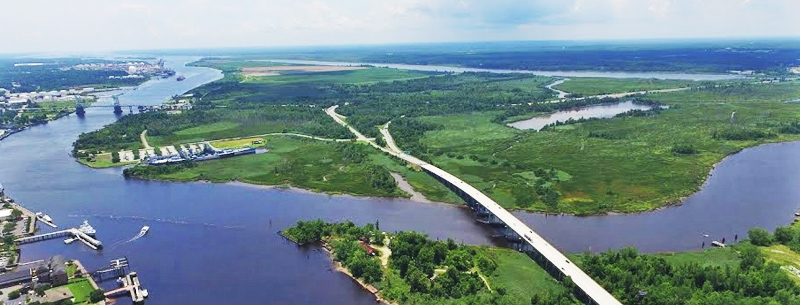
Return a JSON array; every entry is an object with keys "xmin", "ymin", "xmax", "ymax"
[
  {"xmin": 42, "ymin": 214, "xmax": 53, "ymax": 222},
  {"xmin": 140, "ymin": 226, "xmax": 150, "ymax": 236},
  {"xmin": 64, "ymin": 238, "xmax": 76, "ymax": 244},
  {"xmin": 78, "ymin": 220, "xmax": 96, "ymax": 236}
]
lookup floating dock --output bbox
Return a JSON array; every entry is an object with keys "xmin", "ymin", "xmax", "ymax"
[{"xmin": 104, "ymin": 272, "xmax": 148, "ymax": 303}]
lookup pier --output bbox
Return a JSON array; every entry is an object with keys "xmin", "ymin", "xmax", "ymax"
[
  {"xmin": 16, "ymin": 227, "xmax": 102, "ymax": 250},
  {"xmin": 104, "ymin": 272, "xmax": 148, "ymax": 303}
]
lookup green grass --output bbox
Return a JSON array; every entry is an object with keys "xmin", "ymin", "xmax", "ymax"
[
  {"xmin": 554, "ymin": 77, "xmax": 697, "ymax": 96},
  {"xmin": 243, "ymin": 68, "xmax": 435, "ymax": 85},
  {"xmin": 480, "ymin": 247, "xmax": 567, "ymax": 305},
  {"xmin": 144, "ymin": 136, "xmax": 407, "ymax": 197},
  {"xmin": 762, "ymin": 244, "xmax": 800, "ymax": 284},
  {"xmin": 65, "ymin": 278, "xmax": 96, "ymax": 304},
  {"xmin": 210, "ymin": 137, "xmax": 265, "ymax": 149},
  {"xmin": 76, "ymin": 154, "xmax": 137, "ymax": 168},
  {"xmin": 148, "ymin": 119, "xmax": 338, "ymax": 147},
  {"xmin": 173, "ymin": 121, "xmax": 240, "ymax": 136},
  {"xmin": 653, "ymin": 247, "xmax": 741, "ymax": 268},
  {"xmin": 412, "ymin": 81, "xmax": 800, "ymax": 214},
  {"xmin": 67, "ymin": 263, "xmax": 77, "ymax": 278}
]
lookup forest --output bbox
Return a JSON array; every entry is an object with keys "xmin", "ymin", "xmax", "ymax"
[
  {"xmin": 283, "ymin": 220, "xmax": 552, "ymax": 305},
  {"xmin": 209, "ymin": 40, "xmax": 800, "ymax": 74}
]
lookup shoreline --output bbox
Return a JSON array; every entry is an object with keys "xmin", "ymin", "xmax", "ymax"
[
  {"xmin": 279, "ymin": 233, "xmax": 394, "ymax": 305},
  {"xmin": 79, "ymin": 138, "xmax": 791, "ymax": 218}
]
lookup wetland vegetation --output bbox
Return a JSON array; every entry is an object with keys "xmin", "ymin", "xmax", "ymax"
[{"xmin": 74, "ymin": 56, "xmax": 800, "ymax": 215}]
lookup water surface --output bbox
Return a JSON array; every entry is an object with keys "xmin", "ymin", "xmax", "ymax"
[
  {"xmin": 508, "ymin": 101, "xmax": 654, "ymax": 131},
  {"xmin": 265, "ymin": 59, "xmax": 743, "ymax": 81},
  {"xmin": 0, "ymin": 56, "xmax": 799, "ymax": 305}
]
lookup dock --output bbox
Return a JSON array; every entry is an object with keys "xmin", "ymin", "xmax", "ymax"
[
  {"xmin": 104, "ymin": 272, "xmax": 148, "ymax": 303},
  {"xmin": 16, "ymin": 227, "xmax": 102, "ymax": 250},
  {"xmin": 35, "ymin": 213, "xmax": 58, "ymax": 228}
]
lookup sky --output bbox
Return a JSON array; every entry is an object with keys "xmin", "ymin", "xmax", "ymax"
[{"xmin": 1, "ymin": 0, "xmax": 798, "ymax": 53}]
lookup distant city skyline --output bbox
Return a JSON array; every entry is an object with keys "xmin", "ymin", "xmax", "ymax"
[{"xmin": 2, "ymin": 0, "xmax": 799, "ymax": 54}]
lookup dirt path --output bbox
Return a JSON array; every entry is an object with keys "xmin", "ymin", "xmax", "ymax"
[
  {"xmin": 371, "ymin": 236, "xmax": 392, "ymax": 267},
  {"xmin": 390, "ymin": 173, "xmax": 429, "ymax": 203},
  {"xmin": 140, "ymin": 130, "xmax": 152, "ymax": 149}
]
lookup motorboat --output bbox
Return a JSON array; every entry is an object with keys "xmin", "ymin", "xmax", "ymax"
[
  {"xmin": 79, "ymin": 220, "xmax": 96, "ymax": 236},
  {"xmin": 140, "ymin": 226, "xmax": 150, "ymax": 236}
]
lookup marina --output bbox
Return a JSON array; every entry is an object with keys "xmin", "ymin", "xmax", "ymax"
[{"xmin": 16, "ymin": 223, "xmax": 102, "ymax": 250}]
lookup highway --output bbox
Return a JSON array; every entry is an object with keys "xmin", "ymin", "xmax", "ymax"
[{"xmin": 324, "ymin": 106, "xmax": 622, "ymax": 305}]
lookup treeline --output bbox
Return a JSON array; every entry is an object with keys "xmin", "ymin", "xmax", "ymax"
[
  {"xmin": 122, "ymin": 161, "xmax": 197, "ymax": 179},
  {"xmin": 712, "ymin": 127, "xmax": 776, "ymax": 141},
  {"xmin": 284, "ymin": 220, "xmax": 521, "ymax": 305},
  {"xmin": 581, "ymin": 245, "xmax": 800, "ymax": 305},
  {"xmin": 73, "ymin": 110, "xmax": 220, "ymax": 153},
  {"xmin": 388, "ymin": 118, "xmax": 442, "ymax": 157}
]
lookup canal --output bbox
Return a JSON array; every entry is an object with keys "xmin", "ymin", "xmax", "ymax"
[{"xmin": 0, "ymin": 57, "xmax": 799, "ymax": 304}]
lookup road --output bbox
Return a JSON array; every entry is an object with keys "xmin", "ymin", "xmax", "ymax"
[
  {"xmin": 323, "ymin": 105, "xmax": 622, "ymax": 305},
  {"xmin": 379, "ymin": 121, "xmax": 402, "ymax": 154}
]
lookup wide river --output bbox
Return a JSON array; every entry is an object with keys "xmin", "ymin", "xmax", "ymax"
[
  {"xmin": 265, "ymin": 59, "xmax": 744, "ymax": 80},
  {"xmin": 0, "ymin": 57, "xmax": 798, "ymax": 305}
]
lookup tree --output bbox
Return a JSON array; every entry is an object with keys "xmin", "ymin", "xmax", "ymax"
[
  {"xmin": 407, "ymin": 265, "xmax": 431, "ymax": 293},
  {"xmin": 748, "ymin": 227, "xmax": 772, "ymax": 246},
  {"xmin": 739, "ymin": 244, "xmax": 765, "ymax": 270},
  {"xmin": 89, "ymin": 289, "xmax": 105, "ymax": 303},
  {"xmin": 8, "ymin": 289, "xmax": 20, "ymax": 300},
  {"xmin": 111, "ymin": 151, "xmax": 120, "ymax": 163},
  {"xmin": 10, "ymin": 209, "xmax": 22, "ymax": 219},
  {"xmin": 774, "ymin": 226, "xmax": 795, "ymax": 245}
]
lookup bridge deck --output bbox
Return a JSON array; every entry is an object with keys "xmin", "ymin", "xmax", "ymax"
[
  {"xmin": 325, "ymin": 106, "xmax": 622, "ymax": 305},
  {"xmin": 419, "ymin": 163, "xmax": 622, "ymax": 305}
]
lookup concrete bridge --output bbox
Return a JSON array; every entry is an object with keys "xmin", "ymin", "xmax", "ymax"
[{"xmin": 325, "ymin": 106, "xmax": 622, "ymax": 305}]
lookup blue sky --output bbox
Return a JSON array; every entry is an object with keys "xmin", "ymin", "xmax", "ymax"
[{"xmin": 2, "ymin": 0, "xmax": 798, "ymax": 53}]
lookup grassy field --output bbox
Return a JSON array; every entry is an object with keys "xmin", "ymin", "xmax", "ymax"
[
  {"xmin": 762, "ymin": 244, "xmax": 800, "ymax": 284},
  {"xmin": 65, "ymin": 278, "xmax": 96, "ymax": 304},
  {"xmin": 554, "ymin": 77, "xmax": 696, "ymax": 96},
  {"xmin": 141, "ymin": 136, "xmax": 408, "ymax": 197},
  {"xmin": 210, "ymin": 137, "xmax": 265, "ymax": 149},
  {"xmin": 76, "ymin": 153, "xmax": 137, "ymax": 168},
  {"xmin": 480, "ymin": 247, "xmax": 567, "ymax": 304},
  {"xmin": 412, "ymin": 81, "xmax": 800, "ymax": 214}
]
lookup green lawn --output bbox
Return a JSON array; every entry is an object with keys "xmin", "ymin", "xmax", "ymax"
[
  {"xmin": 554, "ymin": 77, "xmax": 697, "ymax": 96},
  {"xmin": 65, "ymin": 278, "xmax": 96, "ymax": 304}
]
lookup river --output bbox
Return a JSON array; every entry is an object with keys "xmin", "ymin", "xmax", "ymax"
[
  {"xmin": 507, "ymin": 101, "xmax": 655, "ymax": 131},
  {"xmin": 0, "ymin": 57, "xmax": 799, "ymax": 304},
  {"xmin": 264, "ymin": 59, "xmax": 744, "ymax": 81}
]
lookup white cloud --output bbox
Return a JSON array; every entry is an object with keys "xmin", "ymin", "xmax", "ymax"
[{"xmin": 0, "ymin": 0, "xmax": 798, "ymax": 54}]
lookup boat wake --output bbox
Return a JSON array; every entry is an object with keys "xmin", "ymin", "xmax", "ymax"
[{"xmin": 67, "ymin": 214, "xmax": 245, "ymax": 230}]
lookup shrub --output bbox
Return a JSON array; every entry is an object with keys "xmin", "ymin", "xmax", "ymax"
[{"xmin": 748, "ymin": 227, "xmax": 772, "ymax": 246}]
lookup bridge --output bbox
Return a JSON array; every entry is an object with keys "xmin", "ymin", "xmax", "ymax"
[{"xmin": 325, "ymin": 106, "xmax": 622, "ymax": 305}]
